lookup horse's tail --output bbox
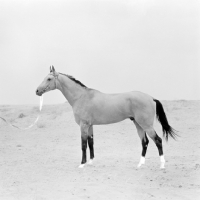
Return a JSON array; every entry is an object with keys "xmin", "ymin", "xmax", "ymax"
[{"xmin": 153, "ymin": 99, "xmax": 178, "ymax": 141}]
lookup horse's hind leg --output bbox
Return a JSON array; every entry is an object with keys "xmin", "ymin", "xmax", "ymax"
[
  {"xmin": 87, "ymin": 126, "xmax": 94, "ymax": 165},
  {"xmin": 133, "ymin": 120, "xmax": 149, "ymax": 168},
  {"xmin": 145, "ymin": 127, "xmax": 165, "ymax": 168}
]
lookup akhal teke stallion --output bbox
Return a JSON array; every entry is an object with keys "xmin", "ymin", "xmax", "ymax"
[{"xmin": 36, "ymin": 66, "xmax": 178, "ymax": 169}]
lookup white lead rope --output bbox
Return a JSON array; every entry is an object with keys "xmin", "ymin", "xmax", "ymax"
[{"xmin": 0, "ymin": 96, "xmax": 43, "ymax": 130}]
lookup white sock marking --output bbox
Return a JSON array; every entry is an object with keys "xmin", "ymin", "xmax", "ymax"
[
  {"xmin": 137, "ymin": 156, "xmax": 145, "ymax": 168},
  {"xmin": 160, "ymin": 155, "xmax": 165, "ymax": 169},
  {"xmin": 87, "ymin": 159, "xmax": 94, "ymax": 165},
  {"xmin": 78, "ymin": 164, "xmax": 85, "ymax": 168}
]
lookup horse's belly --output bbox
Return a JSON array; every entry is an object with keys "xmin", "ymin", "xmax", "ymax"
[{"xmin": 91, "ymin": 100, "xmax": 131, "ymax": 125}]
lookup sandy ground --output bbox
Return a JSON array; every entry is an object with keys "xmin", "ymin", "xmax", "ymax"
[{"xmin": 0, "ymin": 100, "xmax": 200, "ymax": 200}]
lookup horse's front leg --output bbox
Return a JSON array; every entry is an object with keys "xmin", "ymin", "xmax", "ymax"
[
  {"xmin": 87, "ymin": 126, "xmax": 94, "ymax": 165},
  {"xmin": 79, "ymin": 123, "xmax": 90, "ymax": 168}
]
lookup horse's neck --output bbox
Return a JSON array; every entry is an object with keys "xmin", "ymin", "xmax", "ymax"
[{"xmin": 57, "ymin": 75, "xmax": 86, "ymax": 106}]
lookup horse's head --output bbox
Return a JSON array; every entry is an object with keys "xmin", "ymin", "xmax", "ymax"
[{"xmin": 36, "ymin": 66, "xmax": 59, "ymax": 96}]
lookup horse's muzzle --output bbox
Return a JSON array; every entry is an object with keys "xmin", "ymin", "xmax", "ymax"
[{"xmin": 36, "ymin": 89, "xmax": 42, "ymax": 96}]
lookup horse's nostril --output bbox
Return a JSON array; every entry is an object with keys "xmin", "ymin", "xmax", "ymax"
[{"xmin": 36, "ymin": 89, "xmax": 39, "ymax": 94}]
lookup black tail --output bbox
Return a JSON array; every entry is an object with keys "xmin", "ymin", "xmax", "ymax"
[{"xmin": 153, "ymin": 99, "xmax": 178, "ymax": 141}]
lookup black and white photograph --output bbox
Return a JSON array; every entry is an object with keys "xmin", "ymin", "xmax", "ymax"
[{"xmin": 0, "ymin": 0, "xmax": 199, "ymax": 199}]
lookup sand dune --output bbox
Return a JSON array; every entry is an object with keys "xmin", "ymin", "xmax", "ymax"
[{"xmin": 0, "ymin": 101, "xmax": 200, "ymax": 199}]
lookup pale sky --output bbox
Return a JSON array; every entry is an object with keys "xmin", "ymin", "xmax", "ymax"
[{"xmin": 0, "ymin": 0, "xmax": 199, "ymax": 105}]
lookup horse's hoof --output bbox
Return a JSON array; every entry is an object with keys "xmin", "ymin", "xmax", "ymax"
[
  {"xmin": 137, "ymin": 163, "xmax": 144, "ymax": 168},
  {"xmin": 78, "ymin": 164, "xmax": 85, "ymax": 168},
  {"xmin": 88, "ymin": 159, "xmax": 94, "ymax": 165}
]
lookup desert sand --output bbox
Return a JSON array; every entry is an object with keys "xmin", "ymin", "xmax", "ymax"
[{"xmin": 0, "ymin": 100, "xmax": 200, "ymax": 200}]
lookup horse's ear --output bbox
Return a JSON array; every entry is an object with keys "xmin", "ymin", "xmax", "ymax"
[
  {"xmin": 52, "ymin": 65, "xmax": 55, "ymax": 72},
  {"xmin": 50, "ymin": 66, "xmax": 52, "ymax": 72}
]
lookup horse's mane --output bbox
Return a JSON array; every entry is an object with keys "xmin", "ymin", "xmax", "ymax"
[{"xmin": 59, "ymin": 73, "xmax": 87, "ymax": 88}]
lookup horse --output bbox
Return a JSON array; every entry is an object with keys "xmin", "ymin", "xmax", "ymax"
[{"xmin": 36, "ymin": 66, "xmax": 177, "ymax": 169}]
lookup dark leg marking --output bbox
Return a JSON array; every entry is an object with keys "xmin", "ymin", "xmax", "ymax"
[
  {"xmin": 141, "ymin": 133, "xmax": 149, "ymax": 157},
  {"xmin": 81, "ymin": 136, "xmax": 88, "ymax": 164},
  {"xmin": 88, "ymin": 135, "xmax": 94, "ymax": 160},
  {"xmin": 154, "ymin": 133, "xmax": 163, "ymax": 156}
]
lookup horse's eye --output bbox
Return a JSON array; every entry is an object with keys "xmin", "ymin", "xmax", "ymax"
[{"xmin": 47, "ymin": 78, "xmax": 51, "ymax": 81}]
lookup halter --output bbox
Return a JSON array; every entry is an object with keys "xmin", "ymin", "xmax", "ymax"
[{"xmin": 49, "ymin": 72, "xmax": 59, "ymax": 89}]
